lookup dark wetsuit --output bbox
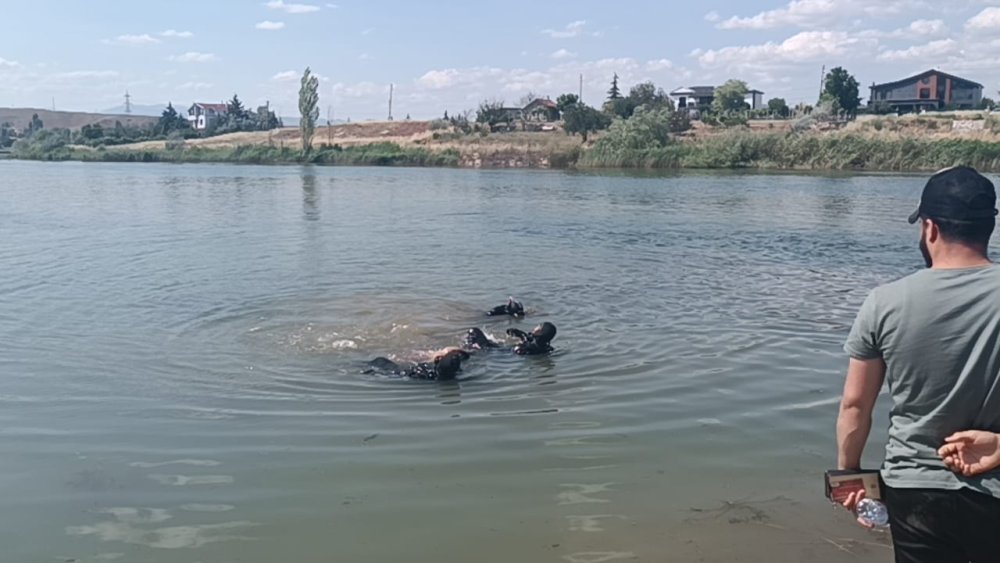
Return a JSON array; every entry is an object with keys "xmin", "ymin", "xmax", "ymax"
[
  {"xmin": 364, "ymin": 350, "xmax": 468, "ymax": 381},
  {"xmin": 487, "ymin": 298, "xmax": 525, "ymax": 318},
  {"xmin": 508, "ymin": 327, "xmax": 555, "ymax": 356},
  {"xmin": 464, "ymin": 323, "xmax": 556, "ymax": 356}
]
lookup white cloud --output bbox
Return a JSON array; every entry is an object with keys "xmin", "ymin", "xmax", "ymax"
[
  {"xmin": 177, "ymin": 81, "xmax": 213, "ymax": 90},
  {"xmin": 645, "ymin": 59, "xmax": 674, "ymax": 71},
  {"xmin": 0, "ymin": 57, "xmax": 20, "ymax": 68},
  {"xmin": 265, "ymin": 0, "xmax": 320, "ymax": 14},
  {"xmin": 704, "ymin": 11, "xmax": 720, "ymax": 22},
  {"xmin": 543, "ymin": 20, "xmax": 588, "ymax": 38},
  {"xmin": 359, "ymin": 53, "xmax": 372, "ymax": 61},
  {"xmin": 967, "ymin": 7, "xmax": 1000, "ymax": 30},
  {"xmin": 697, "ymin": 31, "xmax": 873, "ymax": 68},
  {"xmin": 168, "ymin": 52, "xmax": 218, "ymax": 63},
  {"xmin": 160, "ymin": 29, "xmax": 193, "ymax": 38},
  {"xmin": 877, "ymin": 38, "xmax": 960, "ymax": 61},
  {"xmin": 551, "ymin": 48, "xmax": 577, "ymax": 60},
  {"xmin": 108, "ymin": 33, "xmax": 161, "ymax": 45},
  {"xmin": 417, "ymin": 68, "xmax": 462, "ymax": 90},
  {"xmin": 325, "ymin": 2, "xmax": 338, "ymax": 7},
  {"xmin": 54, "ymin": 70, "xmax": 120, "ymax": 79},
  {"xmin": 717, "ymin": 0, "xmax": 925, "ymax": 30},
  {"xmin": 256, "ymin": 21, "xmax": 286, "ymax": 30},
  {"xmin": 908, "ymin": 19, "xmax": 947, "ymax": 36},
  {"xmin": 272, "ymin": 70, "xmax": 299, "ymax": 81},
  {"xmin": 858, "ymin": 18, "xmax": 948, "ymax": 39},
  {"xmin": 331, "ymin": 81, "xmax": 382, "ymax": 98},
  {"xmin": 362, "ymin": 28, "xmax": 375, "ymax": 36}
]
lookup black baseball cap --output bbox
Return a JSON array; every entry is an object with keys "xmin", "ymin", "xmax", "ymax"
[{"xmin": 908, "ymin": 166, "xmax": 998, "ymax": 224}]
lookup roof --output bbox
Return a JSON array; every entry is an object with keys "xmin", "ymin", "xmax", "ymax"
[
  {"xmin": 672, "ymin": 86, "xmax": 716, "ymax": 97},
  {"xmin": 872, "ymin": 69, "xmax": 984, "ymax": 91},
  {"xmin": 747, "ymin": 89, "xmax": 765, "ymax": 94},
  {"xmin": 524, "ymin": 98, "xmax": 557, "ymax": 110},
  {"xmin": 190, "ymin": 103, "xmax": 229, "ymax": 112}
]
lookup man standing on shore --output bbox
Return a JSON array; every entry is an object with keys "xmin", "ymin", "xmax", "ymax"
[{"xmin": 836, "ymin": 166, "xmax": 1000, "ymax": 562}]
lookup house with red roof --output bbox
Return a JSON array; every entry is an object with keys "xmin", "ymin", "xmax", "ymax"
[{"xmin": 187, "ymin": 102, "xmax": 229, "ymax": 130}]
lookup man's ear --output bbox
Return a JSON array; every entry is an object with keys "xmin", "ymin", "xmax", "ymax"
[{"xmin": 926, "ymin": 218, "xmax": 941, "ymax": 244}]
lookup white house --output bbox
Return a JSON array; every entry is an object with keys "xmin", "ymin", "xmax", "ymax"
[
  {"xmin": 187, "ymin": 102, "xmax": 229, "ymax": 130},
  {"xmin": 670, "ymin": 85, "xmax": 766, "ymax": 111}
]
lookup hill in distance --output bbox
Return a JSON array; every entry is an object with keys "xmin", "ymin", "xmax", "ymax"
[
  {"xmin": 101, "ymin": 103, "xmax": 169, "ymax": 117},
  {"xmin": 0, "ymin": 107, "xmax": 159, "ymax": 131}
]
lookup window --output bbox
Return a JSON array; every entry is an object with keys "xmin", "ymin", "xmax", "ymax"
[
  {"xmin": 919, "ymin": 88, "xmax": 931, "ymax": 99},
  {"xmin": 921, "ymin": 77, "xmax": 931, "ymax": 85}
]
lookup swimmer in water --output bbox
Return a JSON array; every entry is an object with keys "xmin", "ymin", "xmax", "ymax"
[
  {"xmin": 486, "ymin": 297, "xmax": 525, "ymax": 318},
  {"xmin": 364, "ymin": 349, "xmax": 469, "ymax": 381},
  {"xmin": 464, "ymin": 322, "xmax": 557, "ymax": 356}
]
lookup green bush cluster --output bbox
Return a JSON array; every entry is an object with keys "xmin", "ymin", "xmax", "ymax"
[{"xmin": 579, "ymin": 131, "xmax": 1000, "ymax": 171}]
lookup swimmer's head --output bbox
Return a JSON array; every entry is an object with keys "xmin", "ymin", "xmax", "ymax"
[
  {"xmin": 507, "ymin": 298, "xmax": 525, "ymax": 317},
  {"xmin": 531, "ymin": 322, "xmax": 557, "ymax": 346},
  {"xmin": 434, "ymin": 349, "xmax": 468, "ymax": 381}
]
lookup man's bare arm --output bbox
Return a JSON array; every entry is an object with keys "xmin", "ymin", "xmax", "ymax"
[{"xmin": 837, "ymin": 358, "xmax": 886, "ymax": 470}]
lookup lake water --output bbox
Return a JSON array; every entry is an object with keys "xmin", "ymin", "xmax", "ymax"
[{"xmin": 3, "ymin": 161, "xmax": 981, "ymax": 563}]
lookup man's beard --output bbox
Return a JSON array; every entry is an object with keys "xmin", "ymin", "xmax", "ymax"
[{"xmin": 920, "ymin": 234, "xmax": 933, "ymax": 268}]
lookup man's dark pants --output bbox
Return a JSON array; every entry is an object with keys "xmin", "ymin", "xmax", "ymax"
[{"xmin": 884, "ymin": 485, "xmax": 1000, "ymax": 563}]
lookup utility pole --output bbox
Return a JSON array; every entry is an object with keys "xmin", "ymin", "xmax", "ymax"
[
  {"xmin": 579, "ymin": 74, "xmax": 583, "ymax": 103},
  {"xmin": 388, "ymin": 83, "xmax": 394, "ymax": 121},
  {"xmin": 124, "ymin": 90, "xmax": 132, "ymax": 114},
  {"xmin": 327, "ymin": 105, "xmax": 332, "ymax": 144},
  {"xmin": 819, "ymin": 65, "xmax": 826, "ymax": 99}
]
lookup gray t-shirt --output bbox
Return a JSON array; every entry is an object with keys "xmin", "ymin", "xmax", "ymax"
[{"xmin": 846, "ymin": 264, "xmax": 1000, "ymax": 498}]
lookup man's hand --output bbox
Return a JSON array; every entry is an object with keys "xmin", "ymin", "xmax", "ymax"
[
  {"xmin": 938, "ymin": 431, "xmax": 1000, "ymax": 477},
  {"xmin": 841, "ymin": 489, "xmax": 876, "ymax": 530}
]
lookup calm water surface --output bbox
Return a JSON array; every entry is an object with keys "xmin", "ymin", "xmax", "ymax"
[{"xmin": 4, "ymin": 161, "xmax": 986, "ymax": 563}]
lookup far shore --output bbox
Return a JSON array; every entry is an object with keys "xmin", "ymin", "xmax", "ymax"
[{"xmin": 10, "ymin": 114, "xmax": 1000, "ymax": 173}]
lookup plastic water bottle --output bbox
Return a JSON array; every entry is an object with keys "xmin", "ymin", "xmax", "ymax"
[{"xmin": 856, "ymin": 498, "xmax": 890, "ymax": 528}]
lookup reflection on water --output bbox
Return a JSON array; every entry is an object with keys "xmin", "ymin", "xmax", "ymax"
[
  {"xmin": 301, "ymin": 170, "xmax": 320, "ymax": 221},
  {"xmin": 2, "ymin": 161, "xmax": 988, "ymax": 562}
]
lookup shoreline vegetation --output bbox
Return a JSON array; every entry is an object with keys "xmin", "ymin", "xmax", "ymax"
[{"xmin": 10, "ymin": 114, "xmax": 1000, "ymax": 173}]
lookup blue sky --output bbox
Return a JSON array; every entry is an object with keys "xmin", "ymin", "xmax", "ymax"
[{"xmin": 1, "ymin": 0, "xmax": 999, "ymax": 119}]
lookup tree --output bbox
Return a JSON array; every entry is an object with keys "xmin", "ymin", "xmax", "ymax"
[
  {"xmin": 227, "ymin": 94, "xmax": 248, "ymax": 119},
  {"xmin": 712, "ymin": 80, "xmax": 749, "ymax": 114},
  {"xmin": 476, "ymin": 99, "xmax": 509, "ymax": 128},
  {"xmin": 822, "ymin": 67, "xmax": 861, "ymax": 115},
  {"xmin": 767, "ymin": 97, "xmax": 790, "ymax": 118},
  {"xmin": 299, "ymin": 67, "xmax": 320, "ymax": 155},
  {"xmin": 627, "ymin": 82, "xmax": 671, "ymax": 112},
  {"xmin": 518, "ymin": 91, "xmax": 539, "ymax": 107},
  {"xmin": 156, "ymin": 102, "xmax": 189, "ymax": 135},
  {"xmin": 0, "ymin": 122, "xmax": 13, "ymax": 148},
  {"xmin": 595, "ymin": 106, "xmax": 674, "ymax": 151},
  {"xmin": 979, "ymin": 97, "xmax": 996, "ymax": 110},
  {"xmin": 562, "ymin": 102, "xmax": 611, "ymax": 142},
  {"xmin": 607, "ymin": 73, "xmax": 622, "ymax": 101},
  {"xmin": 27, "ymin": 113, "xmax": 44, "ymax": 136},
  {"xmin": 556, "ymin": 93, "xmax": 579, "ymax": 114}
]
